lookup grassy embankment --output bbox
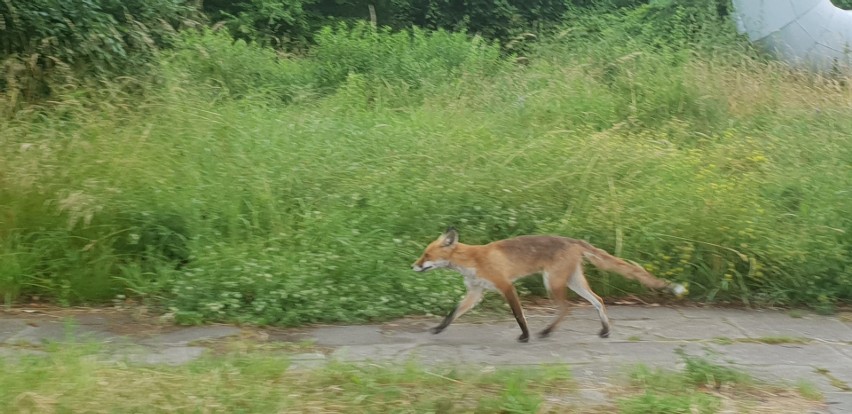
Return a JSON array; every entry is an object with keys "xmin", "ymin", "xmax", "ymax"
[{"xmin": 1, "ymin": 10, "xmax": 849, "ymax": 324}]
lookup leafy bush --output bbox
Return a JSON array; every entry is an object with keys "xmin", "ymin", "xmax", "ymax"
[
  {"xmin": 202, "ymin": 0, "xmax": 315, "ymax": 48},
  {"xmin": 166, "ymin": 240, "xmax": 462, "ymax": 325},
  {"xmin": 210, "ymin": 0, "xmax": 576, "ymax": 47},
  {"xmin": 310, "ymin": 22, "xmax": 505, "ymax": 91},
  {"xmin": 833, "ymin": 0, "xmax": 852, "ymax": 9},
  {"xmin": 161, "ymin": 28, "xmax": 316, "ymax": 103},
  {"xmin": 157, "ymin": 24, "xmax": 505, "ymax": 106},
  {"xmin": 0, "ymin": 0, "xmax": 196, "ymax": 108},
  {"xmin": 399, "ymin": 0, "xmax": 567, "ymax": 42}
]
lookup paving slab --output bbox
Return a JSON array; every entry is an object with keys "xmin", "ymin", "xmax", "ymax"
[
  {"xmin": 310, "ymin": 325, "xmax": 414, "ymax": 346},
  {"xmin": 125, "ymin": 346, "xmax": 208, "ymax": 365},
  {"xmin": 710, "ymin": 343, "xmax": 850, "ymax": 368},
  {"xmin": 2, "ymin": 320, "xmax": 122, "ymax": 345},
  {"xmin": 825, "ymin": 393, "xmax": 852, "ymax": 414},
  {"xmin": 331, "ymin": 343, "xmax": 425, "ymax": 361},
  {"xmin": 640, "ymin": 318, "xmax": 746, "ymax": 340},
  {"xmin": 1, "ymin": 304, "xmax": 848, "ymax": 412},
  {"xmin": 605, "ymin": 305, "xmax": 685, "ymax": 321},
  {"xmin": 833, "ymin": 343, "xmax": 852, "ymax": 359},
  {"xmin": 0, "ymin": 319, "xmax": 28, "ymax": 342},
  {"xmin": 138, "ymin": 325, "xmax": 241, "ymax": 346},
  {"xmin": 676, "ymin": 307, "xmax": 781, "ymax": 320},
  {"xmin": 726, "ymin": 312, "xmax": 852, "ymax": 342},
  {"xmin": 0, "ymin": 347, "xmax": 48, "ymax": 359},
  {"xmin": 585, "ymin": 341, "xmax": 707, "ymax": 366}
]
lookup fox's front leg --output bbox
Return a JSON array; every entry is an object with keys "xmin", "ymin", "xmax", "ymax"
[
  {"xmin": 431, "ymin": 288, "xmax": 484, "ymax": 334},
  {"xmin": 499, "ymin": 284, "xmax": 530, "ymax": 343}
]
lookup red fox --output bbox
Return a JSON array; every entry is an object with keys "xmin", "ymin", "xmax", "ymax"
[{"xmin": 412, "ymin": 228, "xmax": 687, "ymax": 342}]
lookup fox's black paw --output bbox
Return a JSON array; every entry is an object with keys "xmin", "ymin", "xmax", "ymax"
[
  {"xmin": 517, "ymin": 334, "xmax": 530, "ymax": 343},
  {"xmin": 598, "ymin": 328, "xmax": 610, "ymax": 338},
  {"xmin": 430, "ymin": 326, "xmax": 445, "ymax": 335},
  {"xmin": 538, "ymin": 328, "xmax": 552, "ymax": 338}
]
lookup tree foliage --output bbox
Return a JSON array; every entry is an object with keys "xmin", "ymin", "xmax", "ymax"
[
  {"xmin": 202, "ymin": 0, "xmax": 316, "ymax": 48},
  {"xmin": 0, "ymin": 0, "xmax": 196, "ymax": 101},
  {"xmin": 834, "ymin": 0, "xmax": 852, "ymax": 10},
  {"xmin": 0, "ymin": 0, "xmax": 790, "ymax": 107}
]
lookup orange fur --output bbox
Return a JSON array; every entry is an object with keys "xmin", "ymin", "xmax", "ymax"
[{"xmin": 412, "ymin": 228, "xmax": 685, "ymax": 342}]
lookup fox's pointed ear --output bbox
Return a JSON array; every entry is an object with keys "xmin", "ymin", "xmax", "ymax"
[{"xmin": 440, "ymin": 227, "xmax": 458, "ymax": 247}]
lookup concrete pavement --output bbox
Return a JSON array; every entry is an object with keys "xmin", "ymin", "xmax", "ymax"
[{"xmin": 2, "ymin": 304, "xmax": 850, "ymax": 412}]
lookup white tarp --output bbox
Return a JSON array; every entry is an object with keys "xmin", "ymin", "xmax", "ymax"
[{"xmin": 732, "ymin": 0, "xmax": 852, "ymax": 72}]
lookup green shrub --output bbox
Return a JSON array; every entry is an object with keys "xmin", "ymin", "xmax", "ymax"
[
  {"xmin": 161, "ymin": 28, "xmax": 316, "ymax": 103},
  {"xmin": 167, "ymin": 239, "xmax": 462, "ymax": 325},
  {"xmin": 311, "ymin": 22, "xmax": 506, "ymax": 91},
  {"xmin": 202, "ymin": 0, "xmax": 315, "ymax": 48},
  {"xmin": 0, "ymin": 0, "xmax": 196, "ymax": 110},
  {"xmin": 833, "ymin": 0, "xmax": 852, "ymax": 9}
]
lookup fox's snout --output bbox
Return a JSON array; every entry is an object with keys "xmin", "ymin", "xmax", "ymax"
[
  {"xmin": 413, "ymin": 229, "xmax": 457, "ymax": 272},
  {"xmin": 411, "ymin": 260, "xmax": 432, "ymax": 272},
  {"xmin": 412, "ymin": 256, "xmax": 442, "ymax": 272}
]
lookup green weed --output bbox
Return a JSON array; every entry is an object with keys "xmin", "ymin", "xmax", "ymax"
[
  {"xmin": 618, "ymin": 389, "xmax": 719, "ymax": 414},
  {"xmin": 619, "ymin": 352, "xmax": 821, "ymax": 413},
  {"xmin": 713, "ymin": 336, "xmax": 811, "ymax": 345},
  {"xmin": 0, "ymin": 344, "xmax": 573, "ymax": 413},
  {"xmin": 681, "ymin": 353, "xmax": 752, "ymax": 389},
  {"xmin": 796, "ymin": 380, "xmax": 824, "ymax": 401},
  {"xmin": 815, "ymin": 368, "xmax": 852, "ymax": 392},
  {"xmin": 788, "ymin": 309, "xmax": 806, "ymax": 318}
]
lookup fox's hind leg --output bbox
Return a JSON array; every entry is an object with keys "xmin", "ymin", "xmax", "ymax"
[
  {"xmin": 538, "ymin": 269, "xmax": 573, "ymax": 338},
  {"xmin": 567, "ymin": 264, "xmax": 612, "ymax": 338}
]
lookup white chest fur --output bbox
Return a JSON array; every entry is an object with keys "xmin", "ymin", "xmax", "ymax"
[{"xmin": 451, "ymin": 265, "xmax": 498, "ymax": 291}]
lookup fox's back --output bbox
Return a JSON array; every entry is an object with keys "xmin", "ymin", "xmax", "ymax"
[{"xmin": 490, "ymin": 235, "xmax": 583, "ymax": 272}]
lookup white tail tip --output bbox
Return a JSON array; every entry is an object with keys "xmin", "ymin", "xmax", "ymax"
[{"xmin": 670, "ymin": 283, "xmax": 688, "ymax": 297}]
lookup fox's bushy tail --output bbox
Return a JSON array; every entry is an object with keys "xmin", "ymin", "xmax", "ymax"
[{"xmin": 579, "ymin": 243, "xmax": 687, "ymax": 297}]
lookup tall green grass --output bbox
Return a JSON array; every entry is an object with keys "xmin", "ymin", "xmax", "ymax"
[
  {"xmin": 1, "ymin": 9, "xmax": 850, "ymax": 323},
  {"xmin": 0, "ymin": 340, "xmax": 821, "ymax": 413},
  {"xmin": 0, "ymin": 342, "xmax": 574, "ymax": 413}
]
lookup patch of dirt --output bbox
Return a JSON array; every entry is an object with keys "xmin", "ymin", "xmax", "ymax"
[
  {"xmin": 188, "ymin": 332, "xmax": 332, "ymax": 356},
  {"xmin": 0, "ymin": 305, "xmax": 177, "ymax": 337},
  {"xmin": 722, "ymin": 388, "xmax": 827, "ymax": 413}
]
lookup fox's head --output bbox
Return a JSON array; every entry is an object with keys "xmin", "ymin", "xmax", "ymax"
[{"xmin": 412, "ymin": 227, "xmax": 458, "ymax": 272}]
